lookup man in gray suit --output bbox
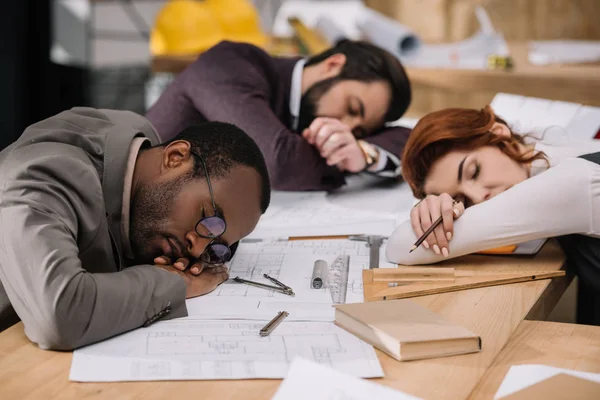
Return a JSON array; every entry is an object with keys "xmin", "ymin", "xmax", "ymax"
[{"xmin": 0, "ymin": 108, "xmax": 271, "ymax": 350}]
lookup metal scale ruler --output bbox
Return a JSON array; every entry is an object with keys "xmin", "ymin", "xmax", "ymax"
[{"xmin": 327, "ymin": 255, "xmax": 350, "ymax": 304}]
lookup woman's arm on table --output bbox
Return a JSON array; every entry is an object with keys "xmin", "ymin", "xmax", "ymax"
[{"xmin": 387, "ymin": 157, "xmax": 600, "ymax": 265}]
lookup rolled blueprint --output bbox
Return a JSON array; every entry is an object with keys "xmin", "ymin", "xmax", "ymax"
[
  {"xmin": 315, "ymin": 16, "xmax": 347, "ymax": 45},
  {"xmin": 357, "ymin": 9, "xmax": 421, "ymax": 59}
]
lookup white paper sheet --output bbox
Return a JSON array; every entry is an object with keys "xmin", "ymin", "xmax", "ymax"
[
  {"xmin": 69, "ymin": 320, "xmax": 383, "ymax": 382},
  {"xmin": 495, "ymin": 364, "xmax": 600, "ymax": 399},
  {"xmin": 529, "ymin": 40, "xmax": 600, "ymax": 66},
  {"xmin": 186, "ymin": 239, "xmax": 397, "ymax": 322},
  {"xmin": 272, "ymin": 357, "xmax": 421, "ymax": 400},
  {"xmin": 248, "ymin": 192, "xmax": 400, "ymax": 239},
  {"xmin": 490, "ymin": 93, "xmax": 600, "ymax": 142}
]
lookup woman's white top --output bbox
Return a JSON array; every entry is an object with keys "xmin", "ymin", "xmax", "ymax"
[{"xmin": 386, "ymin": 139, "xmax": 600, "ymax": 265}]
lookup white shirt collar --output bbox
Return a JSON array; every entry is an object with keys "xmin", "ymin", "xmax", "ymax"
[{"xmin": 289, "ymin": 59, "xmax": 306, "ymax": 131}]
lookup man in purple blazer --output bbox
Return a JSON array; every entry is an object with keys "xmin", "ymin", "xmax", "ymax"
[{"xmin": 147, "ymin": 40, "xmax": 412, "ymax": 191}]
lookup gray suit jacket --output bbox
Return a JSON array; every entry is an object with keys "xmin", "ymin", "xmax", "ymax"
[{"xmin": 0, "ymin": 108, "xmax": 187, "ymax": 350}]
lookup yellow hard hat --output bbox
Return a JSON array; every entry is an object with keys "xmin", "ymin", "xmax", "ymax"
[
  {"xmin": 150, "ymin": 0, "xmax": 224, "ymax": 56},
  {"xmin": 151, "ymin": 0, "xmax": 268, "ymax": 57},
  {"xmin": 206, "ymin": 0, "xmax": 268, "ymax": 48}
]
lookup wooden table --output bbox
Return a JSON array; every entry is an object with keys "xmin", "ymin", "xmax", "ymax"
[
  {"xmin": 469, "ymin": 320, "xmax": 600, "ymax": 399},
  {"xmin": 0, "ymin": 242, "xmax": 568, "ymax": 400}
]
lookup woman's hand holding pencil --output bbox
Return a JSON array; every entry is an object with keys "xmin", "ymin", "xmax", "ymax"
[{"xmin": 410, "ymin": 194, "xmax": 465, "ymax": 257}]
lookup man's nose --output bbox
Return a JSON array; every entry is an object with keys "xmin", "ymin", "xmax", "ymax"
[
  {"xmin": 340, "ymin": 115, "xmax": 361, "ymax": 131},
  {"xmin": 185, "ymin": 231, "xmax": 212, "ymax": 259}
]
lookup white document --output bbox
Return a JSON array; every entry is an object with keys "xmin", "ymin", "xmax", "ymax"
[
  {"xmin": 495, "ymin": 364, "xmax": 600, "ymax": 399},
  {"xmin": 248, "ymin": 191, "xmax": 400, "ymax": 239},
  {"xmin": 272, "ymin": 357, "xmax": 421, "ymax": 400},
  {"xmin": 529, "ymin": 40, "xmax": 600, "ymax": 66},
  {"xmin": 490, "ymin": 93, "xmax": 600, "ymax": 142},
  {"xmin": 186, "ymin": 239, "xmax": 396, "ymax": 322},
  {"xmin": 70, "ymin": 320, "xmax": 383, "ymax": 382}
]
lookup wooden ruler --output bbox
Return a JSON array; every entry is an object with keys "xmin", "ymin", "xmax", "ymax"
[{"xmin": 363, "ymin": 268, "xmax": 566, "ymax": 302}]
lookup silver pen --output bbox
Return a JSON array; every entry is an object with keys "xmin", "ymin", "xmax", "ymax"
[
  {"xmin": 233, "ymin": 276, "xmax": 295, "ymax": 296},
  {"xmin": 260, "ymin": 311, "xmax": 289, "ymax": 337}
]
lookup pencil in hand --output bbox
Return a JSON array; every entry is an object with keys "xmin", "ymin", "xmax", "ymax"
[
  {"xmin": 409, "ymin": 215, "xmax": 444, "ymax": 253},
  {"xmin": 409, "ymin": 199, "xmax": 460, "ymax": 253}
]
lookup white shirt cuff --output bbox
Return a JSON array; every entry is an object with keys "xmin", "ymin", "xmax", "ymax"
[{"xmin": 367, "ymin": 146, "xmax": 402, "ymax": 178}]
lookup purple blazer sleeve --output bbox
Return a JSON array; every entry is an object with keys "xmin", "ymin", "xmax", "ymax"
[{"xmin": 147, "ymin": 43, "xmax": 345, "ymax": 191}]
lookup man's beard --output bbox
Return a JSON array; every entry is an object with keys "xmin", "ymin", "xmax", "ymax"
[
  {"xmin": 129, "ymin": 175, "xmax": 188, "ymax": 264},
  {"xmin": 296, "ymin": 77, "xmax": 338, "ymax": 133}
]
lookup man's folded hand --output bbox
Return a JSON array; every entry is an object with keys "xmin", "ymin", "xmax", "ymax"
[{"xmin": 154, "ymin": 256, "xmax": 229, "ymax": 298}]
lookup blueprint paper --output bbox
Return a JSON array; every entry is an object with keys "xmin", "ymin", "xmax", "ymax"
[
  {"xmin": 247, "ymin": 192, "xmax": 400, "ymax": 239},
  {"xmin": 69, "ymin": 320, "xmax": 383, "ymax": 382},
  {"xmin": 272, "ymin": 357, "xmax": 421, "ymax": 400},
  {"xmin": 185, "ymin": 239, "xmax": 397, "ymax": 323}
]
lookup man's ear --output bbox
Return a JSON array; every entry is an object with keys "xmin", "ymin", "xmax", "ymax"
[
  {"xmin": 319, "ymin": 53, "xmax": 346, "ymax": 79},
  {"xmin": 490, "ymin": 122, "xmax": 511, "ymax": 139},
  {"xmin": 161, "ymin": 140, "xmax": 193, "ymax": 171}
]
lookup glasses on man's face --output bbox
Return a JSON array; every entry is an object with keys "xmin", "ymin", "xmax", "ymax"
[{"xmin": 190, "ymin": 151, "xmax": 232, "ymax": 264}]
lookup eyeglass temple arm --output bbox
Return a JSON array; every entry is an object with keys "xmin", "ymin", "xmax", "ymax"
[{"xmin": 196, "ymin": 153, "xmax": 218, "ymax": 213}]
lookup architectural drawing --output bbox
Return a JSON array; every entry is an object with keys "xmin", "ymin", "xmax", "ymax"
[
  {"xmin": 69, "ymin": 320, "xmax": 383, "ymax": 382},
  {"xmin": 185, "ymin": 239, "xmax": 394, "ymax": 321},
  {"xmin": 213, "ymin": 239, "xmax": 382, "ymax": 301}
]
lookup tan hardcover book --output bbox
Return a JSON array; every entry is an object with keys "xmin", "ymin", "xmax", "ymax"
[{"xmin": 334, "ymin": 299, "xmax": 482, "ymax": 361}]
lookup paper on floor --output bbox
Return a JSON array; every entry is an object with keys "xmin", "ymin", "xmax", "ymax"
[
  {"xmin": 271, "ymin": 357, "xmax": 421, "ymax": 400},
  {"xmin": 69, "ymin": 320, "xmax": 382, "ymax": 382},
  {"xmin": 495, "ymin": 364, "xmax": 600, "ymax": 399}
]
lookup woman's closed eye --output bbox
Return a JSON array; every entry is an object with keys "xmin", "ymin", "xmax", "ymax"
[
  {"xmin": 471, "ymin": 162, "xmax": 481, "ymax": 180},
  {"xmin": 348, "ymin": 104, "xmax": 359, "ymax": 117}
]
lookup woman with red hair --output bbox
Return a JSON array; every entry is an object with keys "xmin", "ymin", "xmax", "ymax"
[{"xmin": 386, "ymin": 105, "xmax": 600, "ymax": 321}]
